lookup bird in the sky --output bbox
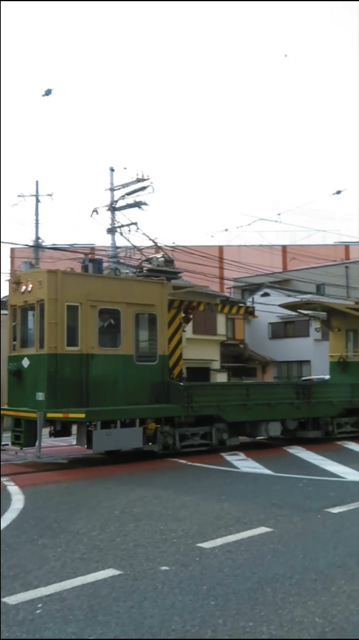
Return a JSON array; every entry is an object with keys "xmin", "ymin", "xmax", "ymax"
[
  {"xmin": 331, "ymin": 189, "xmax": 347, "ymax": 196},
  {"xmin": 42, "ymin": 88, "xmax": 53, "ymax": 97}
]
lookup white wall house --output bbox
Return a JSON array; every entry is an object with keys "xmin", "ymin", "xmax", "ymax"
[{"xmin": 243, "ymin": 288, "xmax": 329, "ymax": 380}]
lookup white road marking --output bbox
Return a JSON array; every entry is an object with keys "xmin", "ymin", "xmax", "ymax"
[
  {"xmin": 2, "ymin": 569, "xmax": 122, "ymax": 605},
  {"xmin": 175, "ymin": 459, "xmax": 353, "ymax": 481},
  {"xmin": 221, "ymin": 451, "xmax": 274, "ymax": 474},
  {"xmin": 325, "ymin": 501, "xmax": 359, "ymax": 514},
  {"xmin": 1, "ymin": 477, "xmax": 25, "ymax": 531},
  {"xmin": 285, "ymin": 446, "xmax": 359, "ymax": 481},
  {"xmin": 338, "ymin": 441, "xmax": 359, "ymax": 453},
  {"xmin": 197, "ymin": 526, "xmax": 273, "ymax": 549}
]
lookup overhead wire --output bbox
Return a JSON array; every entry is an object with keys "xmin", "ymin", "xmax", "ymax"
[{"xmin": 2, "ymin": 235, "xmax": 357, "ymax": 297}]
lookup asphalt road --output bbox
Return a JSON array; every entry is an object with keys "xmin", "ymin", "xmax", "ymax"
[{"xmin": 1, "ymin": 442, "xmax": 359, "ymax": 639}]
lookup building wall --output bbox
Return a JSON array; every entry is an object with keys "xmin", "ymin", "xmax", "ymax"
[
  {"xmin": 244, "ymin": 289, "xmax": 330, "ymax": 377},
  {"xmin": 10, "ymin": 243, "xmax": 359, "ymax": 294},
  {"xmin": 183, "ymin": 312, "xmax": 227, "ymax": 380},
  {"xmin": 1, "ymin": 311, "xmax": 9, "ymax": 405},
  {"xmin": 234, "ymin": 261, "xmax": 359, "ymax": 300},
  {"xmin": 327, "ymin": 310, "xmax": 359, "ymax": 360},
  {"xmin": 262, "ymin": 365, "xmax": 274, "ymax": 381}
]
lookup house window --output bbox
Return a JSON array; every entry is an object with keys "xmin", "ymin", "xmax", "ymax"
[
  {"xmin": 227, "ymin": 317, "xmax": 235, "ymax": 339},
  {"xmin": 269, "ymin": 319, "xmax": 310, "ymax": 339},
  {"xmin": 192, "ymin": 308, "xmax": 217, "ymax": 336},
  {"xmin": 269, "ymin": 322, "xmax": 285, "ymax": 339},
  {"xmin": 291, "ymin": 320, "xmax": 310, "ymax": 337},
  {"xmin": 65, "ymin": 304, "xmax": 80, "ymax": 349},
  {"xmin": 273, "ymin": 361, "xmax": 311, "ymax": 381},
  {"xmin": 316, "ymin": 283, "xmax": 325, "ymax": 295},
  {"xmin": 20, "ymin": 305, "xmax": 35, "ymax": 349},
  {"xmin": 135, "ymin": 313, "xmax": 158, "ymax": 363},
  {"xmin": 38, "ymin": 301, "xmax": 45, "ymax": 350},
  {"xmin": 346, "ymin": 329, "xmax": 358, "ymax": 358},
  {"xmin": 98, "ymin": 308, "xmax": 121, "ymax": 349}
]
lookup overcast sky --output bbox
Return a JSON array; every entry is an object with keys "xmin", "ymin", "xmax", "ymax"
[{"xmin": 1, "ymin": 0, "xmax": 358, "ymax": 292}]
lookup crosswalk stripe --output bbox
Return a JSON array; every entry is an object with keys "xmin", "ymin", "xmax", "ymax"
[
  {"xmin": 337, "ymin": 441, "xmax": 359, "ymax": 453},
  {"xmin": 285, "ymin": 445, "xmax": 359, "ymax": 481},
  {"xmin": 222, "ymin": 452, "xmax": 274, "ymax": 474}
]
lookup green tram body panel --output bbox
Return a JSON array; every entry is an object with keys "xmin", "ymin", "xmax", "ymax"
[
  {"xmin": 8, "ymin": 353, "xmax": 170, "ymax": 411},
  {"xmin": 6, "ymin": 354, "xmax": 359, "ymax": 424}
]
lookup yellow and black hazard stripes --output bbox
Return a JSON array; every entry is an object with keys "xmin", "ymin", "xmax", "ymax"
[
  {"xmin": 216, "ymin": 303, "xmax": 255, "ymax": 316},
  {"xmin": 168, "ymin": 299, "xmax": 256, "ymax": 317},
  {"xmin": 168, "ymin": 304, "xmax": 184, "ymax": 380}
]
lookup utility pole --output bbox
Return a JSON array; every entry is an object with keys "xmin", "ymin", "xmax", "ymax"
[
  {"xmin": 109, "ymin": 166, "xmax": 117, "ymax": 262},
  {"xmin": 94, "ymin": 166, "xmax": 153, "ymax": 274},
  {"xmin": 17, "ymin": 181, "xmax": 53, "ymax": 268}
]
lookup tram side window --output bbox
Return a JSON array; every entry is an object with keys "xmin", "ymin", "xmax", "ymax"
[
  {"xmin": 98, "ymin": 308, "xmax": 121, "ymax": 349},
  {"xmin": 38, "ymin": 301, "xmax": 45, "ymax": 350},
  {"xmin": 66, "ymin": 304, "xmax": 80, "ymax": 349},
  {"xmin": 20, "ymin": 305, "xmax": 35, "ymax": 349},
  {"xmin": 11, "ymin": 307, "xmax": 17, "ymax": 352},
  {"xmin": 135, "ymin": 313, "xmax": 158, "ymax": 364}
]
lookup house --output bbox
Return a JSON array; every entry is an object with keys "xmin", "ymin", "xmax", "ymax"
[
  {"xmin": 219, "ymin": 314, "xmax": 275, "ymax": 381},
  {"xmin": 169, "ymin": 279, "xmax": 273, "ymax": 382},
  {"xmin": 279, "ymin": 297, "xmax": 359, "ymax": 383},
  {"xmin": 168, "ymin": 279, "xmax": 270, "ymax": 382},
  {"xmin": 228, "ymin": 287, "xmax": 330, "ymax": 380},
  {"xmin": 231, "ymin": 261, "xmax": 359, "ymax": 381},
  {"xmin": 181, "ymin": 303, "xmax": 274, "ymax": 382}
]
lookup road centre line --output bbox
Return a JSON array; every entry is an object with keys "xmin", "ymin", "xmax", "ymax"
[
  {"xmin": 197, "ymin": 526, "xmax": 273, "ymax": 549},
  {"xmin": 2, "ymin": 569, "xmax": 122, "ymax": 605},
  {"xmin": 325, "ymin": 501, "xmax": 359, "ymax": 514}
]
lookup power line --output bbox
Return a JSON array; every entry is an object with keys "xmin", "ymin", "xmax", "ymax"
[
  {"xmin": 2, "ymin": 238, "xmax": 356, "ymax": 288},
  {"xmin": 1, "ymin": 238, "xmax": 358, "ymax": 298},
  {"xmin": 207, "ymin": 211, "xmax": 358, "ymax": 243}
]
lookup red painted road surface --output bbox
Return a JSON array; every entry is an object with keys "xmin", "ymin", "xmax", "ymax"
[{"xmin": 2, "ymin": 438, "xmax": 358, "ymax": 488}]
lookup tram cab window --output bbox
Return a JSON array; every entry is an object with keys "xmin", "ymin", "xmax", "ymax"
[
  {"xmin": 135, "ymin": 313, "xmax": 158, "ymax": 364},
  {"xmin": 38, "ymin": 301, "xmax": 45, "ymax": 350},
  {"xmin": 66, "ymin": 304, "xmax": 80, "ymax": 349},
  {"xmin": 20, "ymin": 305, "xmax": 35, "ymax": 349},
  {"xmin": 98, "ymin": 308, "xmax": 121, "ymax": 349}
]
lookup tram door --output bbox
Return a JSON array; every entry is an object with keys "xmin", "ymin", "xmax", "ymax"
[{"xmin": 86, "ymin": 304, "xmax": 125, "ymax": 409}]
